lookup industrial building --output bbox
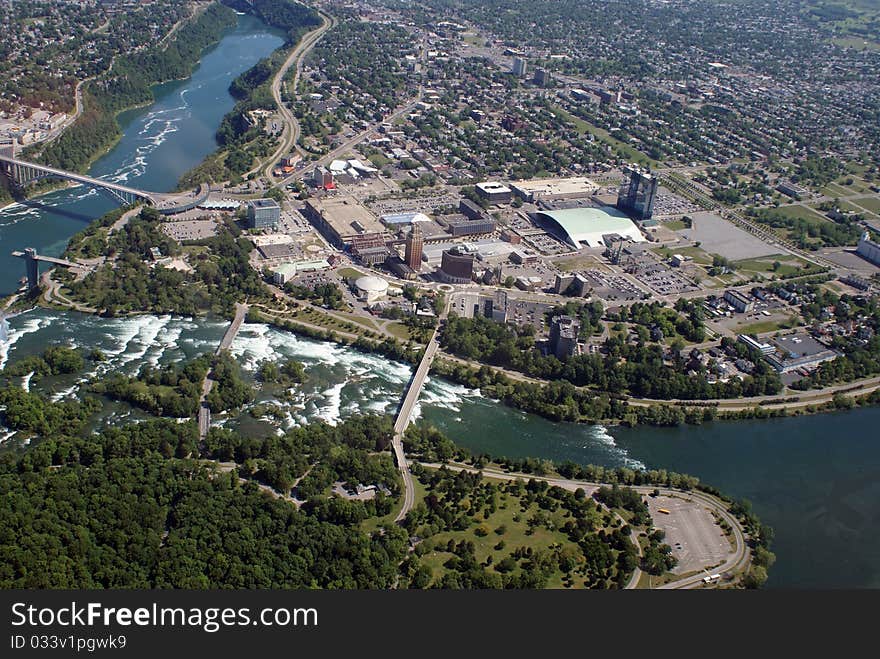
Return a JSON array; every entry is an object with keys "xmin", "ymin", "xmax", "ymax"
[
  {"xmin": 439, "ymin": 248, "xmax": 475, "ymax": 284},
  {"xmin": 534, "ymin": 206, "xmax": 645, "ymax": 248},
  {"xmin": 724, "ymin": 289, "xmax": 755, "ymax": 313},
  {"xmin": 764, "ymin": 334, "xmax": 839, "ymax": 373},
  {"xmin": 302, "ymin": 196, "xmax": 388, "ymax": 248},
  {"xmin": 246, "ymin": 199, "xmax": 281, "ymax": 229},
  {"xmin": 475, "ymin": 181, "xmax": 513, "ymax": 204},
  {"xmin": 617, "ymin": 166, "xmax": 658, "ymax": 220}
]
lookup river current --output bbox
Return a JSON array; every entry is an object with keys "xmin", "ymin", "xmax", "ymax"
[{"xmin": 0, "ymin": 15, "xmax": 878, "ymax": 589}]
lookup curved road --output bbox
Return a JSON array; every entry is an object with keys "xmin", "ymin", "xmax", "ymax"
[
  {"xmin": 418, "ymin": 463, "xmax": 748, "ymax": 589},
  {"xmin": 256, "ymin": 11, "xmax": 335, "ymax": 181}
]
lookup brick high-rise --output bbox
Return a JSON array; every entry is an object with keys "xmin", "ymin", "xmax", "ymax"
[{"xmin": 404, "ymin": 223, "xmax": 424, "ymax": 272}]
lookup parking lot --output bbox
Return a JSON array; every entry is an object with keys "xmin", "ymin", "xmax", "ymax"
[{"xmin": 646, "ymin": 494, "xmax": 733, "ymax": 575}]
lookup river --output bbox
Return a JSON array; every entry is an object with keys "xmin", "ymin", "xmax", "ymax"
[
  {"xmin": 0, "ymin": 13, "xmax": 285, "ymax": 296},
  {"xmin": 0, "ymin": 13, "xmax": 878, "ymax": 591},
  {"xmin": 2, "ymin": 309, "xmax": 879, "ymax": 589}
]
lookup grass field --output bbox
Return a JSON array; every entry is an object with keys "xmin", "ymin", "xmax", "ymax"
[
  {"xmin": 732, "ymin": 255, "xmax": 819, "ymax": 277},
  {"xmin": 651, "ymin": 245, "xmax": 713, "ymax": 265},
  {"xmin": 831, "ymin": 36, "xmax": 880, "ymax": 51},
  {"xmin": 736, "ymin": 317, "xmax": 801, "ymax": 335},
  {"xmin": 853, "ymin": 197, "xmax": 880, "ymax": 214},
  {"xmin": 664, "ymin": 219, "xmax": 689, "ymax": 231},
  {"xmin": 337, "ymin": 267, "xmax": 367, "ymax": 279},
  {"xmin": 773, "ymin": 204, "xmax": 830, "ymax": 225}
]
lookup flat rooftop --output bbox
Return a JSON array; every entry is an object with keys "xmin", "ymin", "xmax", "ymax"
[
  {"xmin": 510, "ymin": 176, "xmax": 598, "ymax": 199},
  {"xmin": 308, "ymin": 195, "xmax": 387, "ymax": 239}
]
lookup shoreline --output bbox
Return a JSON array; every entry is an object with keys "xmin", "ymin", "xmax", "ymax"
[
  {"xmin": 9, "ymin": 4, "xmax": 240, "ymax": 205},
  {"xmin": 8, "ymin": 299, "xmax": 880, "ymax": 429}
]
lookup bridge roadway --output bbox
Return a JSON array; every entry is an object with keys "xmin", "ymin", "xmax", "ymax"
[
  {"xmin": 0, "ymin": 154, "xmax": 159, "ymax": 205},
  {"xmin": 10, "ymin": 251, "xmax": 81, "ymax": 269},
  {"xmin": 199, "ymin": 303, "xmax": 250, "ymax": 439}
]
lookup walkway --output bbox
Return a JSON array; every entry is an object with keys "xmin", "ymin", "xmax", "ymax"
[{"xmin": 199, "ymin": 302, "xmax": 249, "ymax": 439}]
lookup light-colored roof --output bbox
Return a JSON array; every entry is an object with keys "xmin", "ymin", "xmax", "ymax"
[
  {"xmin": 381, "ymin": 211, "xmax": 432, "ymax": 225},
  {"xmin": 536, "ymin": 206, "xmax": 645, "ymax": 248},
  {"xmin": 355, "ymin": 276, "xmax": 389, "ymax": 293}
]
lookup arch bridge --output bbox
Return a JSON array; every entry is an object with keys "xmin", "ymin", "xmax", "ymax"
[{"xmin": 0, "ymin": 153, "xmax": 158, "ymax": 207}]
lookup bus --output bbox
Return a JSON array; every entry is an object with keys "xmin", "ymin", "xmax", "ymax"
[{"xmin": 657, "ymin": 508, "xmax": 671, "ymax": 514}]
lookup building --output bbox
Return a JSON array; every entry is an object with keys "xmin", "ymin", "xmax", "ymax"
[
  {"xmin": 351, "ymin": 232, "xmax": 390, "ymax": 266},
  {"xmin": 510, "ymin": 176, "xmax": 598, "ymax": 202},
  {"xmin": 302, "ymin": 196, "xmax": 388, "ymax": 248},
  {"xmin": 246, "ymin": 199, "xmax": 281, "ymax": 229},
  {"xmin": 459, "ymin": 198, "xmax": 488, "ymax": 220},
  {"xmin": 724, "ymin": 289, "xmax": 755, "ymax": 313},
  {"xmin": 738, "ymin": 334, "xmax": 775, "ymax": 355},
  {"xmin": 439, "ymin": 248, "xmax": 475, "ymax": 284},
  {"xmin": 856, "ymin": 231, "xmax": 880, "ymax": 267},
  {"xmin": 534, "ymin": 206, "xmax": 645, "ymax": 248},
  {"xmin": 510, "ymin": 249, "xmax": 539, "ymax": 265},
  {"xmin": 549, "ymin": 315, "xmax": 580, "ymax": 359},
  {"xmin": 533, "ymin": 68, "xmax": 549, "ymax": 86},
  {"xmin": 776, "ymin": 180, "xmax": 809, "ymax": 200},
  {"xmin": 446, "ymin": 217, "xmax": 497, "ymax": 236},
  {"xmin": 404, "ymin": 224, "xmax": 424, "ymax": 272},
  {"xmin": 512, "ymin": 57, "xmax": 528, "ymax": 78},
  {"xmin": 616, "ymin": 165, "xmax": 658, "ymax": 220},
  {"xmin": 764, "ymin": 334, "xmax": 839, "ymax": 373},
  {"xmin": 272, "ymin": 259, "xmax": 331, "ymax": 285},
  {"xmin": 475, "ymin": 182, "xmax": 513, "ymax": 205},
  {"xmin": 381, "ymin": 211, "xmax": 432, "ymax": 226},
  {"xmin": 313, "ymin": 166, "xmax": 333, "ymax": 188},
  {"xmin": 354, "ymin": 276, "xmax": 389, "ymax": 304}
]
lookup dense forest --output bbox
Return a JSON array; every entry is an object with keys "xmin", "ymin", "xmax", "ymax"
[{"xmin": 0, "ymin": 419, "xmax": 408, "ymax": 588}]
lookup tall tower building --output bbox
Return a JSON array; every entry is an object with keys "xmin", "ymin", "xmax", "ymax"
[
  {"xmin": 616, "ymin": 165, "xmax": 658, "ymax": 221},
  {"xmin": 404, "ymin": 223, "xmax": 424, "ymax": 272},
  {"xmin": 512, "ymin": 57, "xmax": 528, "ymax": 78}
]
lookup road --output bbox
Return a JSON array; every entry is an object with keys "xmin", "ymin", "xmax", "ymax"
[
  {"xmin": 273, "ymin": 94, "xmax": 423, "ymax": 190},
  {"xmin": 256, "ymin": 11, "xmax": 335, "ymax": 181},
  {"xmin": 418, "ymin": 463, "xmax": 748, "ymax": 589}
]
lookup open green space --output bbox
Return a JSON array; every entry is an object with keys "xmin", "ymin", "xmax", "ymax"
[
  {"xmin": 652, "ymin": 245, "xmax": 712, "ymax": 265},
  {"xmin": 736, "ymin": 317, "xmax": 801, "ymax": 335},
  {"xmin": 852, "ymin": 196, "xmax": 880, "ymax": 214},
  {"xmin": 732, "ymin": 255, "xmax": 818, "ymax": 278},
  {"xmin": 773, "ymin": 204, "xmax": 830, "ymax": 225}
]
